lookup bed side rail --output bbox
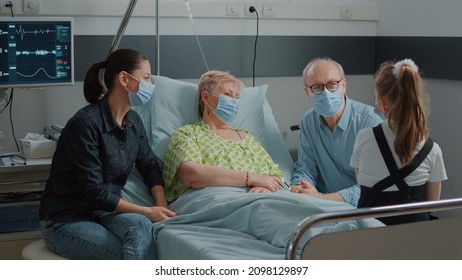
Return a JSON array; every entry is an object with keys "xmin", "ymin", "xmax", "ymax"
[{"xmin": 286, "ymin": 198, "xmax": 462, "ymax": 260}]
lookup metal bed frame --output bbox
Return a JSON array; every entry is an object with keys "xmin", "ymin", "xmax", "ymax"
[{"xmin": 286, "ymin": 198, "xmax": 462, "ymax": 260}]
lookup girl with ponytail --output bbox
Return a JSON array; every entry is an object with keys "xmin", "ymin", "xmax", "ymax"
[{"xmin": 350, "ymin": 59, "xmax": 447, "ymax": 225}]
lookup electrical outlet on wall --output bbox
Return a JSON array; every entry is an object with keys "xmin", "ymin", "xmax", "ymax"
[
  {"xmin": 226, "ymin": 2, "xmax": 242, "ymax": 17},
  {"xmin": 23, "ymin": 0, "xmax": 40, "ymax": 14},
  {"xmin": 340, "ymin": 6, "xmax": 353, "ymax": 20},
  {"xmin": 0, "ymin": 0, "xmax": 17, "ymax": 15},
  {"xmin": 262, "ymin": 4, "xmax": 275, "ymax": 18},
  {"xmin": 245, "ymin": 3, "xmax": 259, "ymax": 17}
]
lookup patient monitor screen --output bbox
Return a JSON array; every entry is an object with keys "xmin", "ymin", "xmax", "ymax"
[{"xmin": 0, "ymin": 18, "xmax": 74, "ymax": 88}]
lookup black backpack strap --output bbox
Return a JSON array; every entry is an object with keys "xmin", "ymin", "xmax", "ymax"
[
  {"xmin": 398, "ymin": 137, "xmax": 434, "ymax": 178},
  {"xmin": 370, "ymin": 125, "xmax": 434, "ymax": 195},
  {"xmin": 372, "ymin": 125, "xmax": 410, "ymax": 194}
]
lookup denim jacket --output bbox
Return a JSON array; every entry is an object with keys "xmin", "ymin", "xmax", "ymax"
[{"xmin": 39, "ymin": 96, "xmax": 163, "ymax": 221}]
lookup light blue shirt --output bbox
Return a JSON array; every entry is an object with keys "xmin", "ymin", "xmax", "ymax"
[{"xmin": 291, "ymin": 97, "xmax": 383, "ymax": 206}]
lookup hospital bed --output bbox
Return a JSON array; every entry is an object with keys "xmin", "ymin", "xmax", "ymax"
[{"xmin": 120, "ymin": 75, "xmax": 462, "ymax": 260}]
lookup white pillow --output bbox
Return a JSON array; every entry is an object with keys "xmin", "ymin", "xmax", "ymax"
[{"xmin": 134, "ymin": 75, "xmax": 268, "ymax": 166}]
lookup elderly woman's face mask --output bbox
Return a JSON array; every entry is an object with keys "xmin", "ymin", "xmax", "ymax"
[{"xmin": 210, "ymin": 93, "xmax": 240, "ymax": 124}]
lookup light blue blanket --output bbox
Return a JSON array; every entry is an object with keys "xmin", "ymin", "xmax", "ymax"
[{"xmin": 153, "ymin": 187, "xmax": 384, "ymax": 259}]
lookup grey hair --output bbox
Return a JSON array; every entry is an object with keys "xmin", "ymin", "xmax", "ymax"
[{"xmin": 302, "ymin": 57, "xmax": 345, "ymax": 86}]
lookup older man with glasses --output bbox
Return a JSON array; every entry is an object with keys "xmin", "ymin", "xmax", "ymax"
[{"xmin": 290, "ymin": 57, "xmax": 383, "ymax": 207}]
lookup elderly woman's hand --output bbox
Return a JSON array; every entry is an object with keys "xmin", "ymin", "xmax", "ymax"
[
  {"xmin": 248, "ymin": 186, "xmax": 271, "ymax": 193},
  {"xmin": 247, "ymin": 173, "xmax": 281, "ymax": 192}
]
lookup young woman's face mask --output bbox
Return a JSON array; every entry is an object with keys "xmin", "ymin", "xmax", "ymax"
[{"xmin": 124, "ymin": 73, "xmax": 155, "ymax": 106}]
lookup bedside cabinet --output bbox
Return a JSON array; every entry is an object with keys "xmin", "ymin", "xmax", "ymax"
[{"xmin": 0, "ymin": 157, "xmax": 51, "ymax": 259}]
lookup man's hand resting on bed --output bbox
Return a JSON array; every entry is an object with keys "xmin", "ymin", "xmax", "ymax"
[
  {"xmin": 143, "ymin": 206, "xmax": 177, "ymax": 222},
  {"xmin": 291, "ymin": 180, "xmax": 346, "ymax": 202},
  {"xmin": 290, "ymin": 180, "xmax": 322, "ymax": 198}
]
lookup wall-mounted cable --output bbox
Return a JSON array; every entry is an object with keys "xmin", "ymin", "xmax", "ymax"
[
  {"xmin": 4, "ymin": 1, "xmax": 14, "ymax": 18},
  {"xmin": 7, "ymin": 88, "xmax": 19, "ymax": 152},
  {"xmin": 0, "ymin": 88, "xmax": 19, "ymax": 152},
  {"xmin": 249, "ymin": 6, "xmax": 259, "ymax": 87},
  {"xmin": 0, "ymin": 89, "xmax": 11, "ymax": 114}
]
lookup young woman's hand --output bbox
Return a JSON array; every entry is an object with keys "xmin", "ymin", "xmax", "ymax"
[{"xmin": 144, "ymin": 206, "xmax": 177, "ymax": 222}]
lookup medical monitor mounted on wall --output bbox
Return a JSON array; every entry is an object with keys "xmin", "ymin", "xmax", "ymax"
[{"xmin": 0, "ymin": 17, "xmax": 74, "ymax": 88}]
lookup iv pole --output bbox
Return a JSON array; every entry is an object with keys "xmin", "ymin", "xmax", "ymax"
[
  {"xmin": 108, "ymin": 0, "xmax": 161, "ymax": 75},
  {"xmin": 155, "ymin": 0, "xmax": 160, "ymax": 75},
  {"xmin": 108, "ymin": 0, "xmax": 137, "ymax": 55}
]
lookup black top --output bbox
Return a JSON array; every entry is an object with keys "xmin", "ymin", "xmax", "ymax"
[{"xmin": 39, "ymin": 95, "xmax": 163, "ymax": 221}]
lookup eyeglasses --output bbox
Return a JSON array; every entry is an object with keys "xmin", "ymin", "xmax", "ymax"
[{"xmin": 306, "ymin": 79, "xmax": 343, "ymax": 95}]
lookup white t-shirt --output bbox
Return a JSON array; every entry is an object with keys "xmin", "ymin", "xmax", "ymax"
[{"xmin": 350, "ymin": 122, "xmax": 447, "ymax": 191}]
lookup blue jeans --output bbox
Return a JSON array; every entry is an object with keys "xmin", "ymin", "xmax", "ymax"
[{"xmin": 40, "ymin": 212, "xmax": 157, "ymax": 260}]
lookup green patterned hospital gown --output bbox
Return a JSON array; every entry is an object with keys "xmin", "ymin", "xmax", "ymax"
[{"xmin": 163, "ymin": 121, "xmax": 284, "ymax": 202}]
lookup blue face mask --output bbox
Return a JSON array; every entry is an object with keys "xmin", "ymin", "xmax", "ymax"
[
  {"xmin": 211, "ymin": 94, "xmax": 239, "ymax": 124},
  {"xmin": 311, "ymin": 88, "xmax": 343, "ymax": 117},
  {"xmin": 125, "ymin": 74, "xmax": 155, "ymax": 107}
]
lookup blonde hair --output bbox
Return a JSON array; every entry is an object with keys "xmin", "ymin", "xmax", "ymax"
[
  {"xmin": 197, "ymin": 70, "xmax": 244, "ymax": 116},
  {"xmin": 374, "ymin": 59, "xmax": 429, "ymax": 165}
]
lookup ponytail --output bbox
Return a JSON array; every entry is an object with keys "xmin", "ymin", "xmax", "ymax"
[
  {"xmin": 375, "ymin": 59, "xmax": 429, "ymax": 166},
  {"xmin": 83, "ymin": 61, "xmax": 107, "ymax": 104},
  {"xmin": 83, "ymin": 49, "xmax": 148, "ymax": 104}
]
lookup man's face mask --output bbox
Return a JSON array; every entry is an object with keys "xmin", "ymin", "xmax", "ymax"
[
  {"xmin": 311, "ymin": 88, "xmax": 343, "ymax": 117},
  {"xmin": 210, "ymin": 93, "xmax": 239, "ymax": 124},
  {"xmin": 124, "ymin": 73, "xmax": 155, "ymax": 106}
]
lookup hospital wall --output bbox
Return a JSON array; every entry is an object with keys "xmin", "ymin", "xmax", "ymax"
[{"xmin": 0, "ymin": 0, "xmax": 461, "ymax": 216}]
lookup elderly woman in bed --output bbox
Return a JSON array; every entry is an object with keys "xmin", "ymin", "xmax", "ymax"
[{"xmin": 163, "ymin": 70, "xmax": 285, "ymax": 202}]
